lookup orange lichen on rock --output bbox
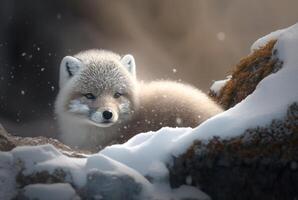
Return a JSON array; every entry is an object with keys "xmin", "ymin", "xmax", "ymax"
[{"xmin": 212, "ymin": 40, "xmax": 283, "ymax": 109}]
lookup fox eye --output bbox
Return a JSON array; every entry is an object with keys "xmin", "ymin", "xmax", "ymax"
[
  {"xmin": 114, "ymin": 92, "xmax": 122, "ymax": 99},
  {"xmin": 84, "ymin": 93, "xmax": 96, "ymax": 100}
]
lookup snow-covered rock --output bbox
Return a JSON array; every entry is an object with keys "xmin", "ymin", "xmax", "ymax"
[
  {"xmin": 169, "ymin": 23, "xmax": 298, "ymax": 199},
  {"xmin": 251, "ymin": 28, "xmax": 285, "ymax": 51},
  {"xmin": 169, "ymin": 102, "xmax": 298, "ymax": 200},
  {"xmin": 16, "ymin": 183, "xmax": 80, "ymax": 200},
  {"xmin": 0, "ymin": 144, "xmax": 209, "ymax": 200},
  {"xmin": 0, "ymin": 124, "xmax": 15, "ymax": 151},
  {"xmin": 209, "ymin": 76, "xmax": 231, "ymax": 96},
  {"xmin": 210, "ymin": 39, "xmax": 282, "ymax": 109}
]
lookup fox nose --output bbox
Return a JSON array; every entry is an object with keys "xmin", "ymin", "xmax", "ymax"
[{"xmin": 102, "ymin": 110, "xmax": 113, "ymax": 120}]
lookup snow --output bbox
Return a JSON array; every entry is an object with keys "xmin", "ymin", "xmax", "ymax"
[
  {"xmin": 151, "ymin": 184, "xmax": 210, "ymax": 200},
  {"xmin": 1, "ymin": 144, "xmax": 207, "ymax": 199},
  {"xmin": 12, "ymin": 144, "xmax": 62, "ymax": 174},
  {"xmin": 216, "ymin": 32, "xmax": 226, "ymax": 41},
  {"xmin": 22, "ymin": 183, "xmax": 79, "ymax": 200},
  {"xmin": 250, "ymin": 23, "xmax": 297, "ymax": 51},
  {"xmin": 0, "ymin": 152, "xmax": 16, "ymax": 200},
  {"xmin": 2, "ymin": 23, "xmax": 298, "ymax": 199},
  {"xmin": 68, "ymin": 99, "xmax": 89, "ymax": 114},
  {"xmin": 85, "ymin": 153, "xmax": 152, "ymax": 188},
  {"xmin": 101, "ymin": 127, "xmax": 192, "ymax": 176},
  {"xmin": 210, "ymin": 76, "xmax": 231, "ymax": 95},
  {"xmin": 186, "ymin": 175, "xmax": 192, "ymax": 185},
  {"xmin": 251, "ymin": 29, "xmax": 284, "ymax": 51}
]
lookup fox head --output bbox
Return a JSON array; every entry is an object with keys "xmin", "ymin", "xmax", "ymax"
[{"xmin": 56, "ymin": 50, "xmax": 138, "ymax": 127}]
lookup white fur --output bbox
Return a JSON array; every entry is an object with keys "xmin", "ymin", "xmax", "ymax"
[
  {"xmin": 55, "ymin": 50, "xmax": 136, "ymax": 148},
  {"xmin": 121, "ymin": 54, "xmax": 136, "ymax": 78},
  {"xmin": 68, "ymin": 99, "xmax": 89, "ymax": 114},
  {"xmin": 90, "ymin": 112, "xmax": 104, "ymax": 123},
  {"xmin": 59, "ymin": 56, "xmax": 83, "ymax": 88},
  {"xmin": 55, "ymin": 50, "xmax": 222, "ymax": 149}
]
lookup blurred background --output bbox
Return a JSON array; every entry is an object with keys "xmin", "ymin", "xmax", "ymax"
[{"xmin": 1, "ymin": 0, "xmax": 298, "ymax": 137}]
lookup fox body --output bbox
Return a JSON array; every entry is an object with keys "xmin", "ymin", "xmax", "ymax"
[{"xmin": 55, "ymin": 50, "xmax": 222, "ymax": 149}]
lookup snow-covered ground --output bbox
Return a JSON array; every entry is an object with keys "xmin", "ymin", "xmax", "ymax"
[{"xmin": 1, "ymin": 23, "xmax": 298, "ymax": 199}]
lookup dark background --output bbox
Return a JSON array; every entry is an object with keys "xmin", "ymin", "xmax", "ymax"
[{"xmin": 1, "ymin": 0, "xmax": 298, "ymax": 137}]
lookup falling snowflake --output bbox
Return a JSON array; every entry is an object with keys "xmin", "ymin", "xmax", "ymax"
[
  {"xmin": 186, "ymin": 175, "xmax": 192, "ymax": 185},
  {"xmin": 216, "ymin": 32, "xmax": 226, "ymax": 41},
  {"xmin": 57, "ymin": 13, "xmax": 62, "ymax": 20},
  {"xmin": 176, "ymin": 117, "xmax": 182, "ymax": 125}
]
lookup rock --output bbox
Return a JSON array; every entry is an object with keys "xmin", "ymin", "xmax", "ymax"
[
  {"xmin": 170, "ymin": 37, "xmax": 298, "ymax": 200},
  {"xmin": 209, "ymin": 40, "xmax": 283, "ymax": 110},
  {"xmin": 0, "ymin": 123, "xmax": 90, "ymax": 157},
  {"xmin": 1, "ymin": 144, "xmax": 150, "ymax": 200},
  {"xmin": 81, "ymin": 170, "xmax": 143, "ymax": 200},
  {"xmin": 16, "ymin": 169, "xmax": 69, "ymax": 188},
  {"xmin": 169, "ymin": 102, "xmax": 298, "ymax": 200},
  {"xmin": 0, "ymin": 124, "xmax": 16, "ymax": 151}
]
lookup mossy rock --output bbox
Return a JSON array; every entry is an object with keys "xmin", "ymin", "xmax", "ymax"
[
  {"xmin": 169, "ymin": 102, "xmax": 298, "ymax": 200},
  {"xmin": 210, "ymin": 40, "xmax": 283, "ymax": 110}
]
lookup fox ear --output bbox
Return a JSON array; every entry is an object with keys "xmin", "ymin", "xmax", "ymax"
[
  {"xmin": 121, "ymin": 54, "xmax": 136, "ymax": 78},
  {"xmin": 59, "ymin": 56, "xmax": 83, "ymax": 88}
]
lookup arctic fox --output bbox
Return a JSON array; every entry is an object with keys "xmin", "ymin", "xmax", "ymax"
[{"xmin": 55, "ymin": 50, "xmax": 222, "ymax": 150}]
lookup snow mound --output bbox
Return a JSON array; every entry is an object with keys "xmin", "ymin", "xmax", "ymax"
[
  {"xmin": 251, "ymin": 29, "xmax": 285, "ymax": 51},
  {"xmin": 101, "ymin": 127, "xmax": 192, "ymax": 176},
  {"xmin": 0, "ymin": 144, "xmax": 209, "ymax": 200},
  {"xmin": 0, "ymin": 152, "xmax": 16, "ymax": 200},
  {"xmin": 20, "ymin": 183, "xmax": 79, "ymax": 200},
  {"xmin": 250, "ymin": 23, "xmax": 297, "ymax": 51}
]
